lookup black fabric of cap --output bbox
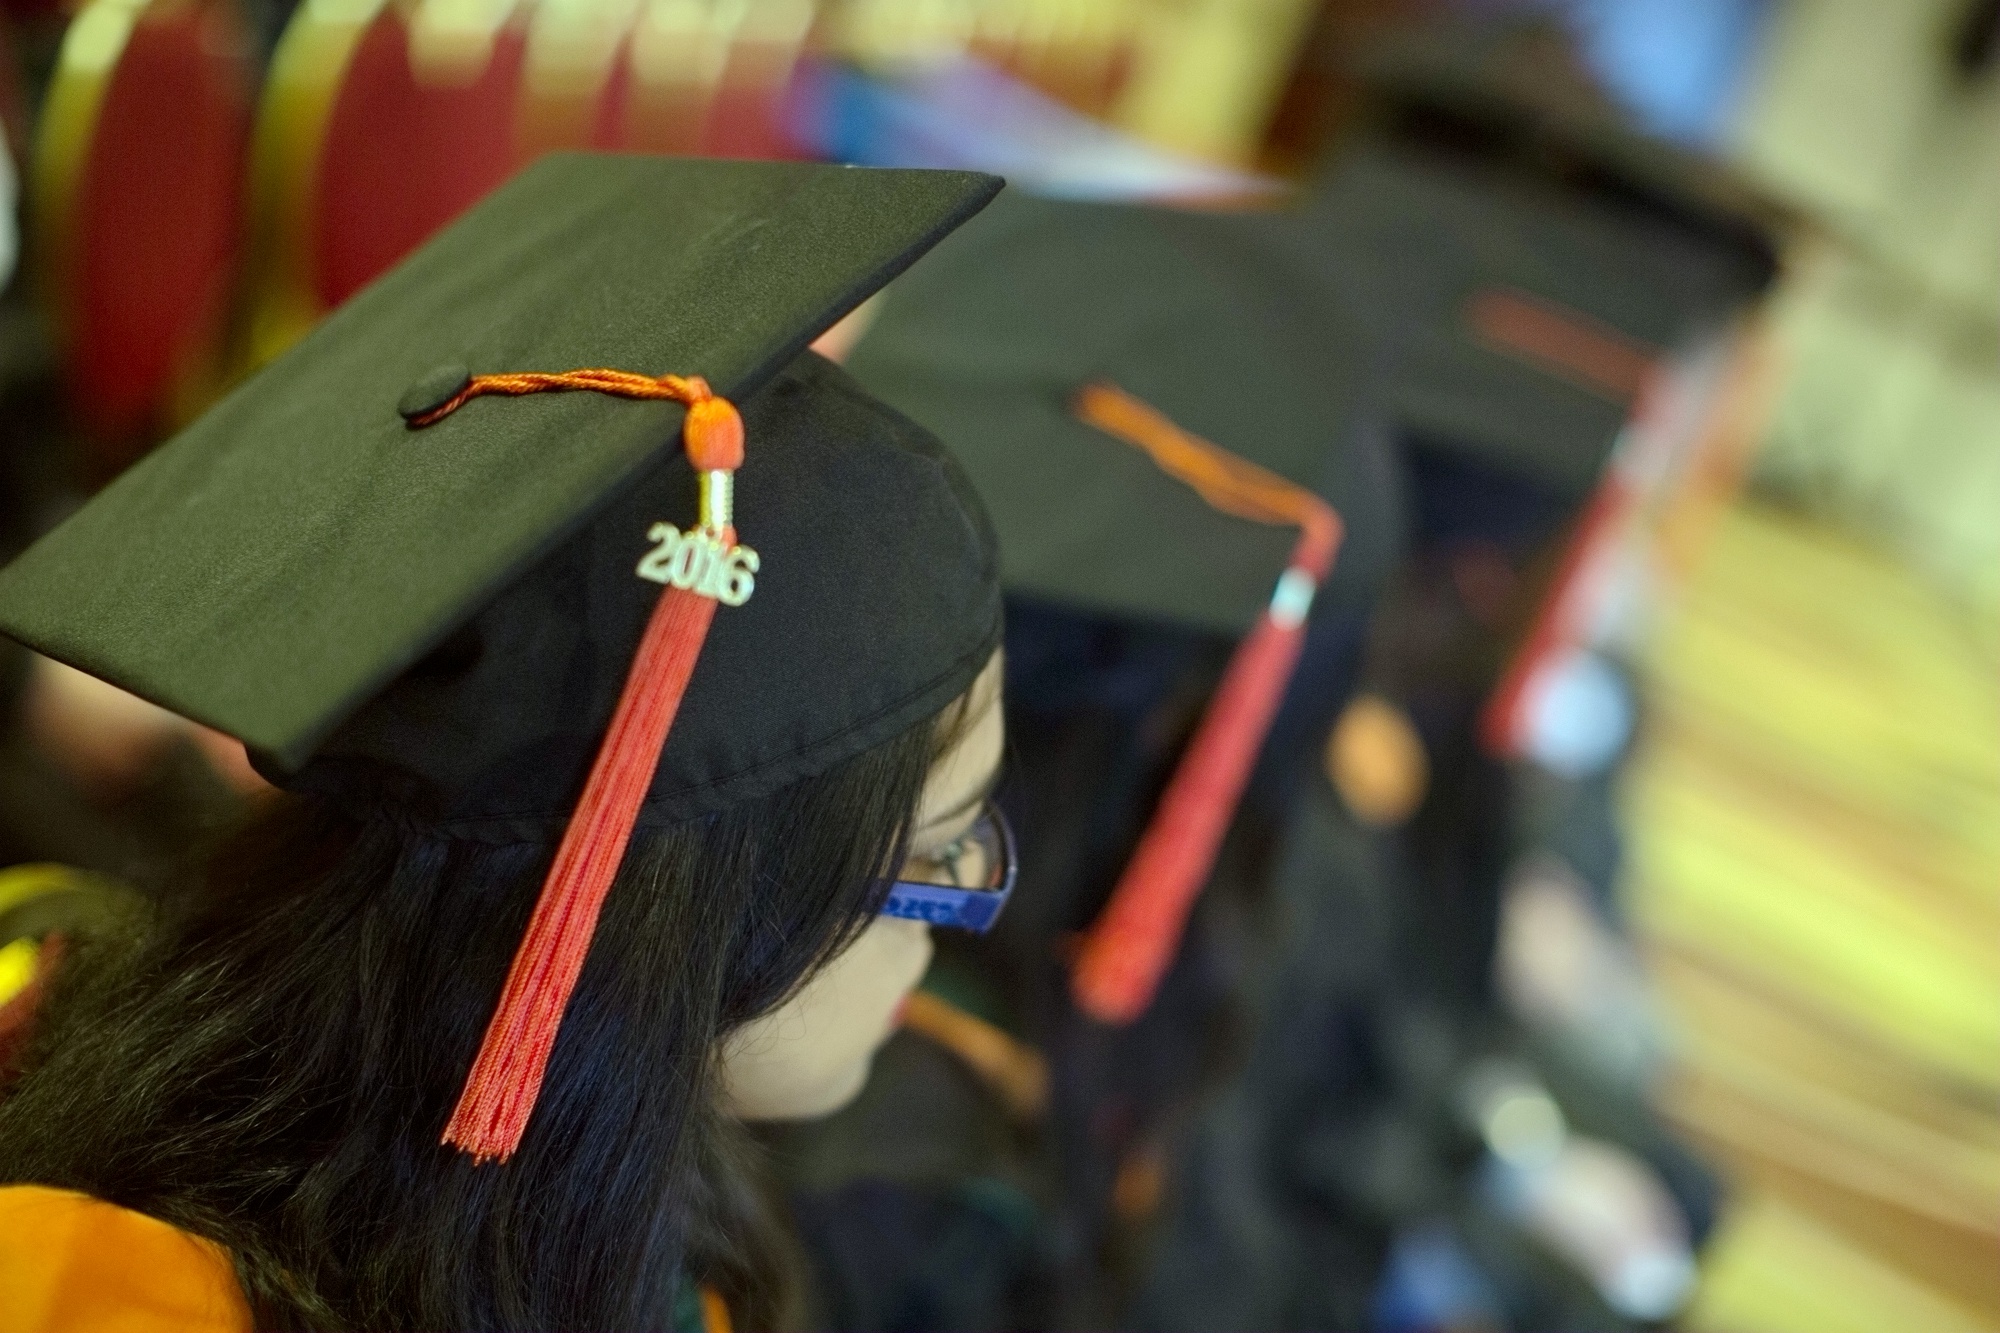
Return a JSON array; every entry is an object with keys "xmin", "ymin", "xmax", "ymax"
[
  {"xmin": 1353, "ymin": 15, "xmax": 1792, "ymax": 260},
  {"xmin": 0, "ymin": 155, "xmax": 1004, "ymax": 839},
  {"xmin": 845, "ymin": 188, "xmax": 1402, "ymax": 640},
  {"xmin": 1291, "ymin": 133, "xmax": 1774, "ymax": 499}
]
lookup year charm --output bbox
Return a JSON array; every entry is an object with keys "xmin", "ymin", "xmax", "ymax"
[{"xmin": 636, "ymin": 522, "xmax": 759, "ymax": 606}]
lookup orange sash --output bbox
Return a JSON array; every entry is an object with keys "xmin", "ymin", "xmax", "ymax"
[
  {"xmin": 0, "ymin": 1185, "xmax": 251, "ymax": 1332},
  {"xmin": 0, "ymin": 1185, "xmax": 734, "ymax": 1331}
]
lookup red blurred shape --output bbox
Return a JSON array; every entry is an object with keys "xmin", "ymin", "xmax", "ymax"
[
  {"xmin": 313, "ymin": 8, "xmax": 530, "ymax": 309},
  {"xmin": 701, "ymin": 0, "xmax": 813, "ymax": 159},
  {"xmin": 42, "ymin": 0, "xmax": 252, "ymax": 463},
  {"xmin": 248, "ymin": 0, "xmax": 817, "ymax": 364}
]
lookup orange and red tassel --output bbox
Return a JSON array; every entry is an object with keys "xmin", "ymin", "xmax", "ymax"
[
  {"xmin": 1065, "ymin": 383, "xmax": 1341, "ymax": 1027},
  {"xmin": 408, "ymin": 367, "xmax": 750, "ymax": 1164}
]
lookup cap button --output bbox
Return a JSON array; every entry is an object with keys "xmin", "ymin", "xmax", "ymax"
[{"xmin": 398, "ymin": 364, "xmax": 471, "ymax": 422}]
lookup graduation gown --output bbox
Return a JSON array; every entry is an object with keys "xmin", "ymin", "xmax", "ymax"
[
  {"xmin": 0, "ymin": 1185, "xmax": 251, "ymax": 1332},
  {"xmin": 0, "ymin": 1184, "xmax": 735, "ymax": 1332}
]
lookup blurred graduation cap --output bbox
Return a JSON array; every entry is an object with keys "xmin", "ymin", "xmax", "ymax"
[
  {"xmin": 1354, "ymin": 16, "xmax": 1792, "ymax": 254},
  {"xmin": 845, "ymin": 189, "xmax": 1403, "ymax": 1024},
  {"xmin": 1293, "ymin": 134, "xmax": 1774, "ymax": 504},
  {"xmin": 1276, "ymin": 19, "xmax": 1783, "ymax": 504},
  {"xmin": 0, "ymin": 153, "xmax": 1003, "ymax": 1160}
]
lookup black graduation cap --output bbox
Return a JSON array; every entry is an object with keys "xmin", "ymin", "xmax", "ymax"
[
  {"xmin": 1291, "ymin": 128, "xmax": 1776, "ymax": 501},
  {"xmin": 846, "ymin": 189, "xmax": 1408, "ymax": 636},
  {"xmin": 844, "ymin": 189, "xmax": 1398, "ymax": 1025},
  {"xmin": 1354, "ymin": 15, "xmax": 1791, "ymax": 255},
  {"xmin": 0, "ymin": 153, "xmax": 1004, "ymax": 1160}
]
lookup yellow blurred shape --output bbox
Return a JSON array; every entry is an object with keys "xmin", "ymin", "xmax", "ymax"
[
  {"xmin": 0, "ymin": 862, "xmax": 103, "ymax": 1008},
  {"xmin": 1686, "ymin": 1195, "xmax": 1991, "ymax": 1333},
  {"xmin": 0, "ymin": 863, "xmax": 130, "ymax": 1010},
  {"xmin": 1326, "ymin": 693, "xmax": 1428, "ymax": 827},
  {"xmin": 1629, "ymin": 501, "xmax": 2000, "ymax": 1329},
  {"xmin": 0, "ymin": 938, "xmax": 37, "ymax": 1009},
  {"xmin": 409, "ymin": 0, "xmax": 515, "ymax": 86},
  {"xmin": 1631, "ymin": 505, "xmax": 2000, "ymax": 1088}
]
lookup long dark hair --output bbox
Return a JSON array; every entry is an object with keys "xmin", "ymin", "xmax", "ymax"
[{"xmin": 0, "ymin": 700, "xmax": 958, "ymax": 1330}]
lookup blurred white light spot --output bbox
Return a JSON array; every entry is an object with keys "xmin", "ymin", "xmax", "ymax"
[
  {"xmin": 1485, "ymin": 1088, "xmax": 1566, "ymax": 1169},
  {"xmin": 1606, "ymin": 1248, "xmax": 1697, "ymax": 1321},
  {"xmin": 1522, "ymin": 647, "xmax": 1632, "ymax": 777}
]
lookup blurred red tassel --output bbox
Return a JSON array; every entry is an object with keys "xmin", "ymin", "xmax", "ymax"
[
  {"xmin": 1070, "ymin": 554, "xmax": 1311, "ymax": 1025},
  {"xmin": 1067, "ymin": 383, "xmax": 1340, "ymax": 1026}
]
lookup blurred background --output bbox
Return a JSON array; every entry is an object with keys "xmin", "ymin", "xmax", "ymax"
[{"xmin": 0, "ymin": 1, "xmax": 1992, "ymax": 1330}]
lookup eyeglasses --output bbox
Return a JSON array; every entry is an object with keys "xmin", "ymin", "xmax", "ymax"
[{"xmin": 879, "ymin": 799, "xmax": 1017, "ymax": 933}]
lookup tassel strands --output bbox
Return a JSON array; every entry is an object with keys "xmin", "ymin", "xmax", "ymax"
[
  {"xmin": 1066, "ymin": 382, "xmax": 1341, "ymax": 1027},
  {"xmin": 408, "ymin": 366, "xmax": 750, "ymax": 1163},
  {"xmin": 443, "ymin": 575, "xmax": 720, "ymax": 1161}
]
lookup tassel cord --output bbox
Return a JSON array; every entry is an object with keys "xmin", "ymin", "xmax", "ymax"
[
  {"xmin": 409, "ymin": 370, "xmax": 715, "ymax": 429},
  {"xmin": 444, "ymin": 581, "xmax": 720, "ymax": 1162},
  {"xmin": 1070, "ymin": 610, "xmax": 1308, "ymax": 1024},
  {"xmin": 1066, "ymin": 382, "xmax": 1342, "ymax": 1026},
  {"xmin": 413, "ymin": 363, "xmax": 746, "ymax": 1164}
]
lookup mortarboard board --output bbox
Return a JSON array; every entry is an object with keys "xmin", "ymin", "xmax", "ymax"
[
  {"xmin": 844, "ymin": 189, "xmax": 1402, "ymax": 1025},
  {"xmin": 1292, "ymin": 132, "xmax": 1774, "ymax": 502},
  {"xmin": 0, "ymin": 153, "xmax": 1004, "ymax": 1160},
  {"xmin": 847, "ymin": 189, "xmax": 1406, "ymax": 641}
]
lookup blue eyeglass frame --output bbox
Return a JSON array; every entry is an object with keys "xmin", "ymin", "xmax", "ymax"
[{"xmin": 878, "ymin": 800, "xmax": 1018, "ymax": 934}]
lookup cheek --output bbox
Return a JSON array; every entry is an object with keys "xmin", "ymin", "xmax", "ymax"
[
  {"xmin": 719, "ymin": 917, "xmax": 933, "ymax": 1121},
  {"xmin": 870, "ymin": 916, "xmax": 935, "ymax": 998},
  {"xmin": 824, "ymin": 917, "xmax": 933, "ymax": 1049}
]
